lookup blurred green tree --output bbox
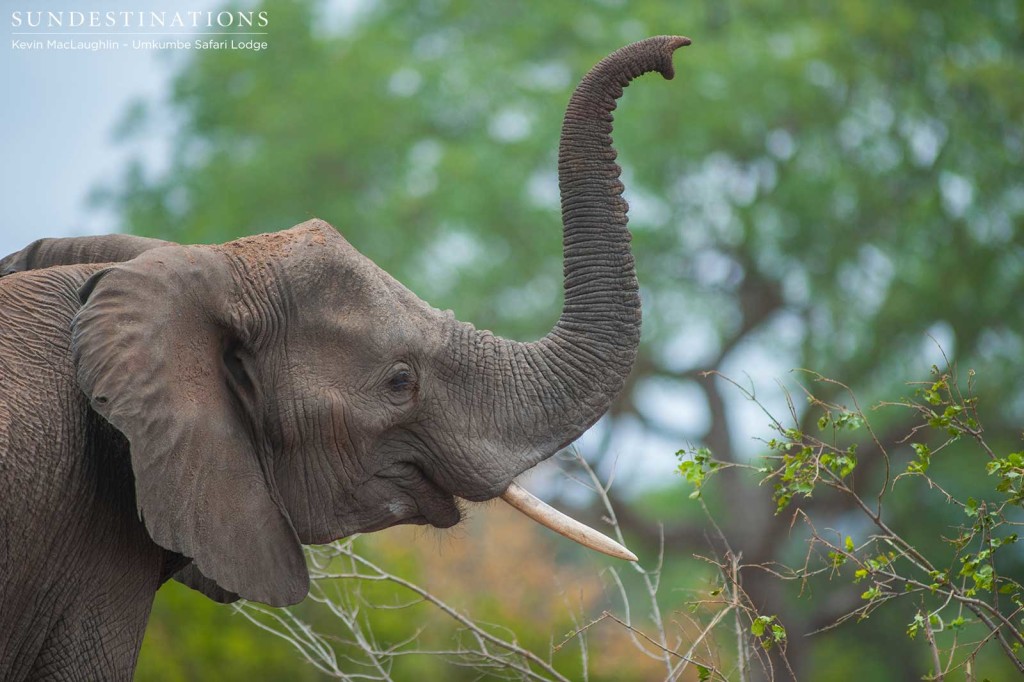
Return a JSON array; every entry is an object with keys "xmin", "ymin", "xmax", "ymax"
[{"xmin": 99, "ymin": 0, "xmax": 1024, "ymax": 679}]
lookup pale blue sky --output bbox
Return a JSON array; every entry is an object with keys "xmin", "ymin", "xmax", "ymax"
[{"xmin": 1, "ymin": 0, "xmax": 219, "ymax": 256}]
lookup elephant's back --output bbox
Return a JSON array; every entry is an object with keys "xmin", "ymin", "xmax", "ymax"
[
  {"xmin": 0, "ymin": 263, "xmax": 103, "ymax": 385},
  {"xmin": 1, "ymin": 265, "xmax": 159, "ymax": 681},
  {"xmin": 0, "ymin": 264, "xmax": 106, "ymax": 545},
  {"xmin": 0, "ymin": 264, "xmax": 101, "ymax": 438}
]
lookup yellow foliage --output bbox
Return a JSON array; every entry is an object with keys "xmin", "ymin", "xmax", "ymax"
[{"xmin": 141, "ymin": 503, "xmax": 707, "ymax": 680}]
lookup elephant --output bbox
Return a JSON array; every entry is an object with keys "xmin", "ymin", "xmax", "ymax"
[{"xmin": 0, "ymin": 35, "xmax": 690, "ymax": 680}]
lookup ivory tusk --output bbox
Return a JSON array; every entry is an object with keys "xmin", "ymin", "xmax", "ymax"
[{"xmin": 499, "ymin": 481, "xmax": 638, "ymax": 562}]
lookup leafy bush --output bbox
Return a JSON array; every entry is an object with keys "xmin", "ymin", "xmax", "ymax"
[{"xmin": 677, "ymin": 364, "xmax": 1024, "ymax": 679}]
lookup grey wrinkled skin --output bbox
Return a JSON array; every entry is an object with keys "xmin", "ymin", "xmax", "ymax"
[{"xmin": 0, "ymin": 36, "xmax": 689, "ymax": 680}]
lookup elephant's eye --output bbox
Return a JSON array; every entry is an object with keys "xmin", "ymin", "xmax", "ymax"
[{"xmin": 388, "ymin": 369, "xmax": 415, "ymax": 392}]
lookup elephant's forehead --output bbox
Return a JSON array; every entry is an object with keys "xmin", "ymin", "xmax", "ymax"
[
  {"xmin": 268, "ymin": 226, "xmax": 404, "ymax": 301},
  {"xmin": 228, "ymin": 219, "xmax": 444, "ymax": 350},
  {"xmin": 283, "ymin": 266, "xmax": 444, "ymax": 357},
  {"xmin": 295, "ymin": 292, "xmax": 441, "ymax": 350},
  {"xmin": 285, "ymin": 254, "xmax": 432, "ymax": 325}
]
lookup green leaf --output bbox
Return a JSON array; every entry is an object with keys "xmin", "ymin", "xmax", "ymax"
[
  {"xmin": 750, "ymin": 617, "xmax": 765, "ymax": 637},
  {"xmin": 907, "ymin": 613, "xmax": 924, "ymax": 639},
  {"xmin": 861, "ymin": 587, "xmax": 881, "ymax": 601},
  {"xmin": 965, "ymin": 497, "xmax": 979, "ymax": 518}
]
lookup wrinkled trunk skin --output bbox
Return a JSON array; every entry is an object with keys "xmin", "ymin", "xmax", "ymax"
[{"xmin": 441, "ymin": 37, "xmax": 690, "ymax": 499}]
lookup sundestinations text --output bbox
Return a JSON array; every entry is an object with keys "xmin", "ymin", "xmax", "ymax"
[{"xmin": 10, "ymin": 10, "xmax": 269, "ymax": 29}]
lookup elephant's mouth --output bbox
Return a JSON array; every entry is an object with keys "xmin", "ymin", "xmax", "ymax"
[
  {"xmin": 371, "ymin": 461, "xmax": 461, "ymax": 531},
  {"xmin": 306, "ymin": 463, "xmax": 460, "ymax": 545}
]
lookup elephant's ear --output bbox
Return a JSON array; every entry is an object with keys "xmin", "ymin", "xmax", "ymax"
[{"xmin": 72, "ymin": 246, "xmax": 309, "ymax": 606}]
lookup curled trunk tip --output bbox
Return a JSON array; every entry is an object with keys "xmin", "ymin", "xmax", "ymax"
[{"xmin": 657, "ymin": 36, "xmax": 692, "ymax": 79}]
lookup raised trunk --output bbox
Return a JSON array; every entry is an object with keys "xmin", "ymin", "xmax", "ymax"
[
  {"xmin": 532, "ymin": 35, "xmax": 690, "ymax": 445},
  {"xmin": 445, "ymin": 37, "xmax": 690, "ymax": 497}
]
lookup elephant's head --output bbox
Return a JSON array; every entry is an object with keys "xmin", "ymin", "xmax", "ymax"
[{"xmin": 71, "ymin": 36, "xmax": 690, "ymax": 606}]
